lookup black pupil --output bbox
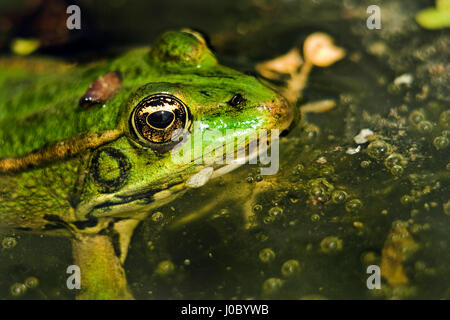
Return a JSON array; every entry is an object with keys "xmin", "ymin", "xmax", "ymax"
[
  {"xmin": 230, "ymin": 94, "xmax": 244, "ymax": 106},
  {"xmin": 147, "ymin": 111, "xmax": 175, "ymax": 129}
]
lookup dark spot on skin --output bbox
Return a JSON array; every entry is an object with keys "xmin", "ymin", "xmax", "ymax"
[
  {"xmin": 43, "ymin": 214, "xmax": 70, "ymax": 230},
  {"xmin": 73, "ymin": 218, "xmax": 98, "ymax": 230},
  {"xmin": 90, "ymin": 201, "xmax": 118, "ymax": 212},
  {"xmin": 200, "ymin": 90, "xmax": 210, "ymax": 97},
  {"xmin": 43, "ymin": 224, "xmax": 64, "ymax": 231},
  {"xmin": 86, "ymin": 184, "xmax": 186, "ymax": 218},
  {"xmin": 90, "ymin": 147, "xmax": 131, "ymax": 194},
  {"xmin": 89, "ymin": 190, "xmax": 158, "ymax": 214},
  {"xmin": 43, "ymin": 214, "xmax": 65, "ymax": 223},
  {"xmin": 111, "ymin": 227, "xmax": 121, "ymax": 258}
]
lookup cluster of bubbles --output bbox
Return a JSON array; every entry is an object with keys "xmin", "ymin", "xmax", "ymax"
[
  {"xmin": 366, "ymin": 140, "xmax": 393, "ymax": 161},
  {"xmin": 246, "ymin": 173, "xmax": 263, "ymax": 184},
  {"xmin": 258, "ymin": 248, "xmax": 302, "ymax": 295},
  {"xmin": 384, "ymin": 153, "xmax": 408, "ymax": 176},
  {"xmin": 434, "ymin": 109, "xmax": 450, "ymax": 150},
  {"xmin": 306, "ymin": 178, "xmax": 363, "ymax": 214},
  {"xmin": 10, "ymin": 277, "xmax": 39, "ymax": 298},
  {"xmin": 307, "ymin": 178, "xmax": 334, "ymax": 203},
  {"xmin": 409, "ymin": 109, "xmax": 450, "ymax": 151},
  {"xmin": 366, "ymin": 139, "xmax": 409, "ymax": 177}
]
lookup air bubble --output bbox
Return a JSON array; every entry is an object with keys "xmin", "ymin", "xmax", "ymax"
[
  {"xmin": 24, "ymin": 277, "xmax": 39, "ymax": 289},
  {"xmin": 259, "ymin": 248, "xmax": 276, "ymax": 263},
  {"xmin": 433, "ymin": 136, "xmax": 449, "ymax": 150},
  {"xmin": 409, "ymin": 110, "xmax": 425, "ymax": 125},
  {"xmin": 400, "ymin": 195, "xmax": 414, "ymax": 206},
  {"xmin": 439, "ymin": 110, "xmax": 450, "ymax": 129},
  {"xmin": 2, "ymin": 237, "xmax": 17, "ymax": 249},
  {"xmin": 345, "ymin": 199, "xmax": 363, "ymax": 213},
  {"xmin": 320, "ymin": 236, "xmax": 343, "ymax": 254},
  {"xmin": 360, "ymin": 160, "xmax": 371, "ymax": 168},
  {"xmin": 253, "ymin": 204, "xmax": 263, "ymax": 213},
  {"xmin": 390, "ymin": 165, "xmax": 404, "ymax": 176},
  {"xmin": 10, "ymin": 283, "xmax": 27, "ymax": 297},
  {"xmin": 366, "ymin": 140, "xmax": 392, "ymax": 160},
  {"xmin": 332, "ymin": 190, "xmax": 348, "ymax": 204},
  {"xmin": 151, "ymin": 211, "xmax": 164, "ymax": 222},
  {"xmin": 281, "ymin": 260, "xmax": 301, "ymax": 277},
  {"xmin": 268, "ymin": 206, "xmax": 283, "ymax": 218},
  {"xmin": 262, "ymin": 278, "xmax": 284, "ymax": 295},
  {"xmin": 417, "ymin": 120, "xmax": 433, "ymax": 134},
  {"xmin": 384, "ymin": 153, "xmax": 407, "ymax": 169},
  {"xmin": 155, "ymin": 260, "xmax": 175, "ymax": 276}
]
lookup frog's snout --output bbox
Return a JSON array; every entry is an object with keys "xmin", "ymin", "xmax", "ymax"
[{"xmin": 265, "ymin": 94, "xmax": 295, "ymax": 132}]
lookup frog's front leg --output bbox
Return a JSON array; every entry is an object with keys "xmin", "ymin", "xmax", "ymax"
[
  {"xmin": 72, "ymin": 233, "xmax": 134, "ymax": 300},
  {"xmin": 70, "ymin": 212, "xmax": 148, "ymax": 300}
]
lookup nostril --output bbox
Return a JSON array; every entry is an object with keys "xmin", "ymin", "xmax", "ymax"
[{"xmin": 228, "ymin": 94, "xmax": 245, "ymax": 108}]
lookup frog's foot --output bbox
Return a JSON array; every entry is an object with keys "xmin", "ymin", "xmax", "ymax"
[
  {"xmin": 255, "ymin": 48, "xmax": 305, "ymax": 104},
  {"xmin": 255, "ymin": 48, "xmax": 303, "ymax": 81},
  {"xmin": 299, "ymin": 99, "xmax": 337, "ymax": 114},
  {"xmin": 255, "ymin": 33, "xmax": 346, "ymax": 105},
  {"xmin": 113, "ymin": 213, "xmax": 148, "ymax": 264},
  {"xmin": 72, "ymin": 233, "xmax": 134, "ymax": 300}
]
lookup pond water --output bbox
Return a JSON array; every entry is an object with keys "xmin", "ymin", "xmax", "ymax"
[{"xmin": 0, "ymin": 0, "xmax": 448, "ymax": 299}]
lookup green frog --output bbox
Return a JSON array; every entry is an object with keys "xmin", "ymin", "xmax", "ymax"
[{"xmin": 0, "ymin": 29, "xmax": 295, "ymax": 299}]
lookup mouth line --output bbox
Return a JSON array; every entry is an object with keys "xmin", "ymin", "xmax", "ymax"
[
  {"xmin": 85, "ymin": 134, "xmax": 273, "ymax": 217},
  {"xmin": 86, "ymin": 189, "xmax": 161, "ymax": 218},
  {"xmin": 86, "ymin": 184, "xmax": 182, "ymax": 218}
]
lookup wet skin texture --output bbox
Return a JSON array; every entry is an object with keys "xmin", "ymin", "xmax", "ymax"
[
  {"xmin": 0, "ymin": 30, "xmax": 293, "ymax": 299},
  {"xmin": 0, "ymin": 30, "xmax": 293, "ymax": 231}
]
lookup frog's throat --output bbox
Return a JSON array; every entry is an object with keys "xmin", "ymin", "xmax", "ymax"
[
  {"xmin": 0, "ymin": 130, "xmax": 123, "ymax": 174},
  {"xmin": 76, "ymin": 135, "xmax": 270, "ymax": 220}
]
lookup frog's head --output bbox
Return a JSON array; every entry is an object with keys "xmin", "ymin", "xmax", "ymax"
[{"xmin": 76, "ymin": 30, "xmax": 294, "ymax": 220}]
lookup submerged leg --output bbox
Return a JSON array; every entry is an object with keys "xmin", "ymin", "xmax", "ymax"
[
  {"xmin": 114, "ymin": 213, "xmax": 148, "ymax": 264},
  {"xmin": 72, "ymin": 233, "xmax": 134, "ymax": 300}
]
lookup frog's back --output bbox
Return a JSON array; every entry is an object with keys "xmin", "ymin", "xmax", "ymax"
[{"xmin": 0, "ymin": 49, "xmax": 151, "ymax": 160}]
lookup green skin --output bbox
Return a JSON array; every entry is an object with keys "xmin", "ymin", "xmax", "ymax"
[{"xmin": 0, "ymin": 30, "xmax": 293, "ymax": 299}]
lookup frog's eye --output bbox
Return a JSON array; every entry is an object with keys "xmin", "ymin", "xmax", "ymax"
[{"xmin": 130, "ymin": 94, "xmax": 191, "ymax": 148}]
